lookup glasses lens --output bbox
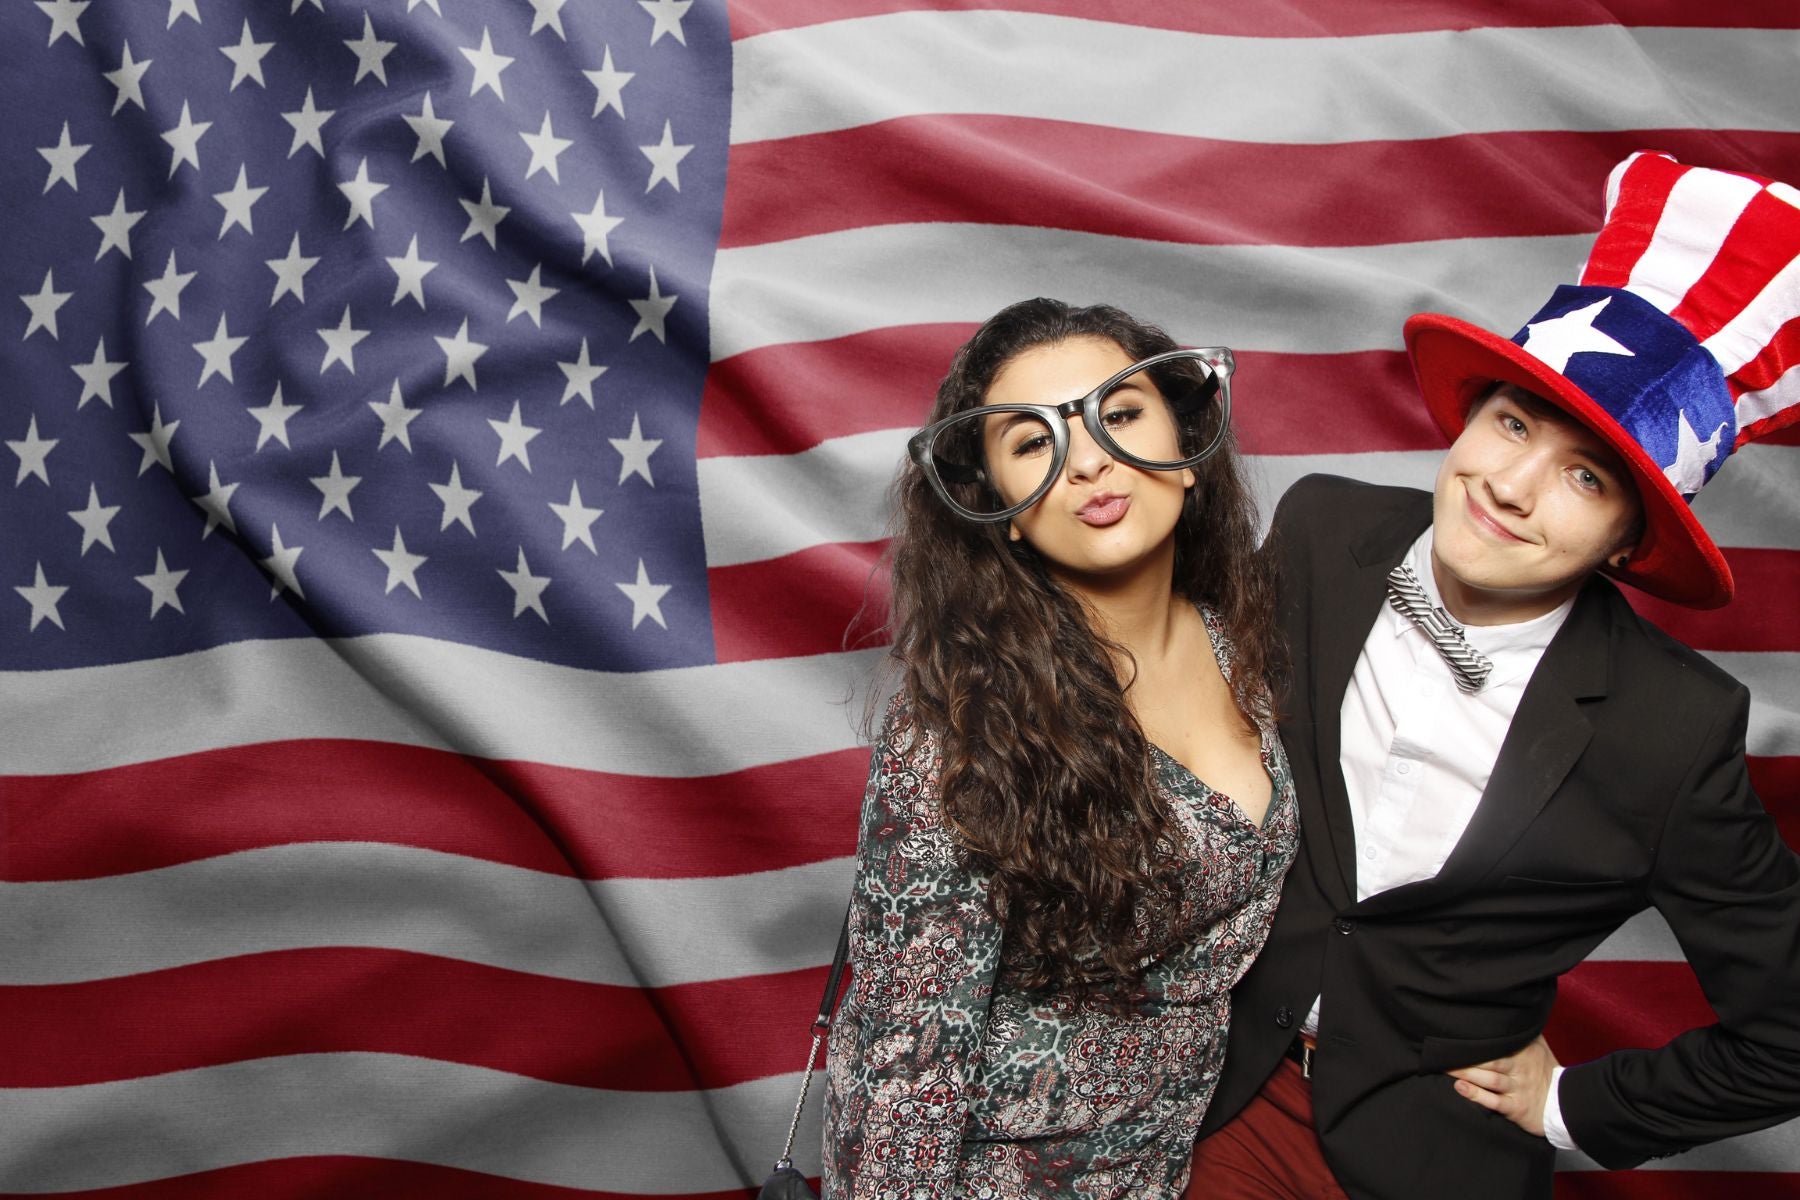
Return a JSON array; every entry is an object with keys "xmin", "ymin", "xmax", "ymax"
[
  {"xmin": 1100, "ymin": 357, "xmax": 1221, "ymax": 467},
  {"xmin": 927, "ymin": 409, "xmax": 1057, "ymax": 516}
]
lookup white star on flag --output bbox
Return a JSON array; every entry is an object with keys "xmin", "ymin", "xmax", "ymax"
[
  {"xmin": 506, "ymin": 264, "xmax": 559, "ymax": 326},
  {"xmin": 267, "ymin": 234, "xmax": 319, "ymax": 306},
  {"xmin": 585, "ymin": 46, "xmax": 633, "ymax": 117},
  {"xmin": 193, "ymin": 314, "xmax": 248, "ymax": 386},
  {"xmin": 459, "ymin": 176, "xmax": 510, "ymax": 247},
  {"xmin": 373, "ymin": 528, "xmax": 428, "ymax": 597},
  {"xmin": 161, "ymin": 101, "xmax": 211, "ymax": 177},
  {"xmin": 498, "ymin": 547, "xmax": 551, "ymax": 621},
  {"xmin": 369, "ymin": 380, "xmax": 421, "ymax": 451},
  {"xmin": 21, "ymin": 270, "xmax": 72, "ymax": 340},
  {"xmin": 249, "ymin": 384, "xmax": 303, "ymax": 451},
  {"xmin": 521, "ymin": 111, "xmax": 574, "ymax": 183},
  {"xmin": 430, "ymin": 462, "xmax": 482, "ymax": 534},
  {"xmin": 16, "ymin": 562, "xmax": 69, "ymax": 631},
  {"xmin": 92, "ymin": 190, "xmax": 146, "ymax": 261},
  {"xmin": 282, "ymin": 88, "xmax": 334, "ymax": 158},
  {"xmin": 38, "ymin": 122, "xmax": 90, "ymax": 193},
  {"xmin": 318, "ymin": 306, "xmax": 370, "ymax": 374},
  {"xmin": 610, "ymin": 412, "xmax": 661, "ymax": 485},
  {"xmin": 71, "ymin": 339, "xmax": 127, "ymax": 408},
  {"xmin": 548, "ymin": 481, "xmax": 603, "ymax": 552},
  {"xmin": 128, "ymin": 404, "xmax": 179, "ymax": 475},
  {"xmin": 261, "ymin": 525, "xmax": 305, "ymax": 600},
  {"xmin": 461, "ymin": 28, "xmax": 514, "ymax": 100},
  {"xmin": 436, "ymin": 318, "xmax": 488, "ymax": 389},
  {"xmin": 404, "ymin": 92, "xmax": 454, "ymax": 167},
  {"xmin": 311, "ymin": 450, "xmax": 362, "ymax": 519},
  {"xmin": 135, "ymin": 549, "xmax": 188, "ymax": 617},
  {"xmin": 1519, "ymin": 298, "xmax": 1632, "ymax": 374},
  {"xmin": 558, "ymin": 338, "xmax": 607, "ymax": 407},
  {"xmin": 338, "ymin": 158, "xmax": 389, "ymax": 229},
  {"xmin": 571, "ymin": 190, "xmax": 624, "ymax": 266},
  {"xmin": 10, "ymin": 416, "xmax": 58, "ymax": 486},
  {"xmin": 345, "ymin": 13, "xmax": 397, "ymax": 85},
  {"xmin": 527, "ymin": 0, "xmax": 569, "ymax": 39},
  {"xmin": 616, "ymin": 558, "xmax": 671, "ymax": 628},
  {"xmin": 68, "ymin": 484, "xmax": 121, "ymax": 553},
  {"xmin": 145, "ymin": 252, "xmax": 196, "ymax": 323},
  {"xmin": 1663, "ymin": 409, "xmax": 1729, "ymax": 498},
  {"xmin": 36, "ymin": 0, "xmax": 87, "ymax": 47},
  {"xmin": 213, "ymin": 165, "xmax": 268, "ymax": 238},
  {"xmin": 192, "ymin": 461, "xmax": 240, "ymax": 537},
  {"xmin": 104, "ymin": 41, "xmax": 151, "ymax": 114},
  {"xmin": 489, "ymin": 400, "xmax": 542, "ymax": 470},
  {"xmin": 220, "ymin": 20, "xmax": 274, "ymax": 91},
  {"xmin": 638, "ymin": 0, "xmax": 691, "ymax": 45},
  {"xmin": 628, "ymin": 266, "xmax": 677, "ymax": 342},
  {"xmin": 640, "ymin": 120, "xmax": 693, "ymax": 193}
]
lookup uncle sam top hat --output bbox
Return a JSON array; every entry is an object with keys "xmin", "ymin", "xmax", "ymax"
[{"xmin": 1404, "ymin": 151, "xmax": 1800, "ymax": 610}]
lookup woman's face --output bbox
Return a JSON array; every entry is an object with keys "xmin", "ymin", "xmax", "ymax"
[{"xmin": 982, "ymin": 336, "xmax": 1194, "ymax": 590}]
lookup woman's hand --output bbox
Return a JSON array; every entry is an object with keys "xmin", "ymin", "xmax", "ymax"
[{"xmin": 1446, "ymin": 1034, "xmax": 1560, "ymax": 1136}]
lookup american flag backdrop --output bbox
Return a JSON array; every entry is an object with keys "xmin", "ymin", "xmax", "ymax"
[{"xmin": 3, "ymin": 1, "xmax": 1798, "ymax": 1196}]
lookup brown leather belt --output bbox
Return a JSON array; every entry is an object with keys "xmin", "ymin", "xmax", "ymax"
[{"xmin": 1284, "ymin": 1033, "xmax": 1318, "ymax": 1079}]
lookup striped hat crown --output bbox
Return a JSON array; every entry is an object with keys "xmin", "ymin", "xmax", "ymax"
[{"xmin": 1405, "ymin": 151, "xmax": 1800, "ymax": 609}]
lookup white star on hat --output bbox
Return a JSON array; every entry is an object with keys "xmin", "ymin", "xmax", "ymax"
[
  {"xmin": 1663, "ymin": 409, "xmax": 1728, "ymax": 498},
  {"xmin": 1518, "ymin": 298, "xmax": 1632, "ymax": 374}
]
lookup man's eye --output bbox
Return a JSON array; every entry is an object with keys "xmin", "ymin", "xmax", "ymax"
[{"xmin": 1573, "ymin": 467, "xmax": 1601, "ymax": 490}]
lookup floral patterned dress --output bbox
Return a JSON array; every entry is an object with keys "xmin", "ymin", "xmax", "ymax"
[{"xmin": 821, "ymin": 610, "xmax": 1299, "ymax": 1199}]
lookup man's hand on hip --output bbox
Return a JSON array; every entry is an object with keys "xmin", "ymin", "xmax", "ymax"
[{"xmin": 1447, "ymin": 1034, "xmax": 1560, "ymax": 1137}]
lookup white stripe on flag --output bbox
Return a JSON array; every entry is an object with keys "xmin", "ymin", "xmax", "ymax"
[
  {"xmin": 731, "ymin": 17, "xmax": 1800, "ymax": 145},
  {"xmin": 710, "ymin": 227, "xmax": 1591, "ymax": 362},
  {"xmin": 0, "ymin": 844, "xmax": 854, "ymax": 987}
]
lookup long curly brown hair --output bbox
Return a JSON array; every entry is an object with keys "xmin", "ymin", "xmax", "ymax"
[{"xmin": 884, "ymin": 298, "xmax": 1281, "ymax": 997}]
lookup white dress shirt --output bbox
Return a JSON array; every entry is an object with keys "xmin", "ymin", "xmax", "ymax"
[{"xmin": 1300, "ymin": 530, "xmax": 1581, "ymax": 1150}]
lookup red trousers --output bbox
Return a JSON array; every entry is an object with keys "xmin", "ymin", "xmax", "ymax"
[{"xmin": 1187, "ymin": 1057, "xmax": 1350, "ymax": 1199}]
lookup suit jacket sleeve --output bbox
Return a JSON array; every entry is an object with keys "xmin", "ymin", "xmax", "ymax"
[
  {"xmin": 1559, "ymin": 681, "xmax": 1800, "ymax": 1167},
  {"xmin": 823, "ymin": 698, "xmax": 1001, "ymax": 1198}
]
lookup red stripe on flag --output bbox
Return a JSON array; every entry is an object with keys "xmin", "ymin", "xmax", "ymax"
[
  {"xmin": 1624, "ymin": 548, "xmax": 1800, "ymax": 652},
  {"xmin": 710, "ymin": 539, "xmax": 891, "ymax": 664},
  {"xmin": 727, "ymin": 0, "xmax": 1800, "ymax": 40},
  {"xmin": 698, "ymin": 324, "xmax": 968, "ymax": 460},
  {"xmin": 3, "ymin": 741, "xmax": 865, "ymax": 882},
  {"xmin": 0, "ymin": 948, "xmax": 832, "ymax": 1092},
  {"xmin": 1546, "ymin": 960, "xmax": 1716, "ymax": 1064},
  {"xmin": 722, "ymin": 125, "xmax": 1800, "ymax": 252},
  {"xmin": 0, "ymin": 1157, "xmax": 764, "ymax": 1200}
]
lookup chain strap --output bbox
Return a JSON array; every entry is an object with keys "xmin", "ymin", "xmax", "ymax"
[
  {"xmin": 774, "ymin": 1026, "xmax": 829, "ymax": 1169},
  {"xmin": 769, "ymin": 906, "xmax": 852, "ymax": 1173}
]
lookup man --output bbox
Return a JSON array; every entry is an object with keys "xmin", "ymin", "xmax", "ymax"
[{"xmin": 1189, "ymin": 151, "xmax": 1800, "ymax": 1198}]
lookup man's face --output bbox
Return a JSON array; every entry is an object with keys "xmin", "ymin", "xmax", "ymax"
[{"xmin": 1430, "ymin": 385, "xmax": 1643, "ymax": 625}]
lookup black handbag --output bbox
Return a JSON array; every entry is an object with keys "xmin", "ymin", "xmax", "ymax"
[{"xmin": 757, "ymin": 909, "xmax": 852, "ymax": 1200}]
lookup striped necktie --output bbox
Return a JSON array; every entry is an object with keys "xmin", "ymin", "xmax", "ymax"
[{"xmin": 1385, "ymin": 563, "xmax": 1493, "ymax": 695}]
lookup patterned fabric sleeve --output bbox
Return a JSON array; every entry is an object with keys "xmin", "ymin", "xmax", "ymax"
[{"xmin": 822, "ymin": 697, "xmax": 1003, "ymax": 1199}]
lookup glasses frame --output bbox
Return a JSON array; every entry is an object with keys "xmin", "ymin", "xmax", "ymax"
[{"xmin": 907, "ymin": 346, "xmax": 1236, "ymax": 523}]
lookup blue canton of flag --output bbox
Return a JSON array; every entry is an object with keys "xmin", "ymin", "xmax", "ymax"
[{"xmin": 2, "ymin": 0, "xmax": 728, "ymax": 672}]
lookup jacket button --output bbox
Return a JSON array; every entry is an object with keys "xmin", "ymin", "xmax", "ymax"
[
  {"xmin": 1274, "ymin": 1006, "xmax": 1293, "ymax": 1029},
  {"xmin": 1334, "ymin": 917, "xmax": 1356, "ymax": 935}
]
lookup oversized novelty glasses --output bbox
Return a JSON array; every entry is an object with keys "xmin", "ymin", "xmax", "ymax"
[{"xmin": 907, "ymin": 347, "xmax": 1234, "ymax": 522}]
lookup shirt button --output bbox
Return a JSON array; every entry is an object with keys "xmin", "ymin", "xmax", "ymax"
[
  {"xmin": 1363, "ymin": 846, "xmax": 1378, "ymax": 861},
  {"xmin": 1396, "ymin": 762, "xmax": 1411, "ymax": 775},
  {"xmin": 1334, "ymin": 917, "xmax": 1356, "ymax": 935},
  {"xmin": 1275, "ymin": 1006, "xmax": 1293, "ymax": 1029}
]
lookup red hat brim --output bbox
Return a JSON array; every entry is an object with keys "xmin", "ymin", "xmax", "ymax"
[{"xmin": 1403, "ymin": 312, "xmax": 1734, "ymax": 610}]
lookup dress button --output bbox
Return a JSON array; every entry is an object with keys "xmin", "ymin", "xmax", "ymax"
[
  {"xmin": 1275, "ymin": 1006, "xmax": 1293, "ymax": 1029},
  {"xmin": 1334, "ymin": 917, "xmax": 1356, "ymax": 935}
]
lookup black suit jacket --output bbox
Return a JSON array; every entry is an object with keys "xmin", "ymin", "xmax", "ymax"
[{"xmin": 1198, "ymin": 475, "xmax": 1800, "ymax": 1199}]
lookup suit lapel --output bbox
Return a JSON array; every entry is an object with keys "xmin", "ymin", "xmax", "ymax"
[
  {"xmin": 1306, "ymin": 492, "xmax": 1433, "ymax": 905},
  {"xmin": 1353, "ymin": 578, "xmax": 1614, "ymax": 916}
]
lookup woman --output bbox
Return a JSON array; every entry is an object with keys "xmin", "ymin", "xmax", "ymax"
[{"xmin": 820, "ymin": 299, "xmax": 1298, "ymax": 1199}]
